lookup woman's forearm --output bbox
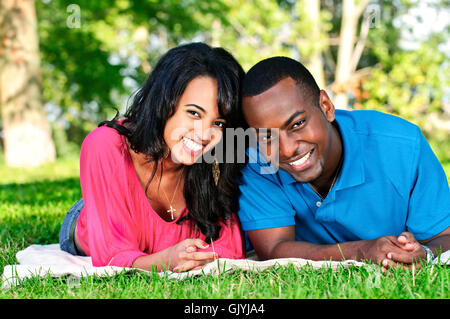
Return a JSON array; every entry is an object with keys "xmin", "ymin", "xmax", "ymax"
[{"xmin": 131, "ymin": 248, "xmax": 172, "ymax": 272}]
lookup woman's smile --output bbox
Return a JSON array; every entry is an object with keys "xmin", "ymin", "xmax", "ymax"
[{"xmin": 181, "ymin": 136, "xmax": 204, "ymax": 156}]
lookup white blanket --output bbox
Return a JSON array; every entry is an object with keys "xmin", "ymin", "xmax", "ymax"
[{"xmin": 2, "ymin": 244, "xmax": 448, "ymax": 290}]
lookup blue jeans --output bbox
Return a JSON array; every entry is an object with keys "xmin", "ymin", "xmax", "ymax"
[{"xmin": 59, "ymin": 198, "xmax": 86, "ymax": 256}]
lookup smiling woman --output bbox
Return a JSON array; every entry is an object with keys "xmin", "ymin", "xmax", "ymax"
[
  {"xmin": 58, "ymin": 43, "xmax": 246, "ymax": 272},
  {"xmin": 163, "ymin": 77, "xmax": 226, "ymax": 163}
]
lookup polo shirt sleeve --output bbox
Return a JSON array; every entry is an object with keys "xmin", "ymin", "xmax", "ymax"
[
  {"xmin": 406, "ymin": 127, "xmax": 450, "ymax": 241},
  {"xmin": 238, "ymin": 163, "xmax": 296, "ymax": 231}
]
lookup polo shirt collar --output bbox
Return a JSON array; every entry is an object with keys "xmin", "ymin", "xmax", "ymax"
[
  {"xmin": 277, "ymin": 116, "xmax": 366, "ymax": 190},
  {"xmin": 333, "ymin": 118, "xmax": 365, "ymax": 191}
]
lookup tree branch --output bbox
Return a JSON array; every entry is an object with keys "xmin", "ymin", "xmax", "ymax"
[
  {"xmin": 350, "ymin": 11, "xmax": 370, "ymax": 73},
  {"xmin": 356, "ymin": 0, "xmax": 371, "ymax": 17}
]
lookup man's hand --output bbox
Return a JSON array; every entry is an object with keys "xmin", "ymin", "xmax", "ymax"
[
  {"xmin": 380, "ymin": 232, "xmax": 427, "ymax": 270},
  {"xmin": 249, "ymin": 227, "xmax": 425, "ymax": 266},
  {"xmin": 358, "ymin": 235, "xmax": 419, "ymax": 264},
  {"xmin": 248, "ymin": 226, "xmax": 448, "ymax": 270}
]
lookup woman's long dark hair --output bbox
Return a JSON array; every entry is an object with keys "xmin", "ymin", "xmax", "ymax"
[{"xmin": 99, "ymin": 42, "xmax": 245, "ymax": 242}]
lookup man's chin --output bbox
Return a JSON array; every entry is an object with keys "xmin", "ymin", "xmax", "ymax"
[{"xmin": 280, "ymin": 163, "xmax": 322, "ymax": 183}]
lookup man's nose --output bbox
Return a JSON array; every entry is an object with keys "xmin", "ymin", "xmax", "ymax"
[{"xmin": 279, "ymin": 135, "xmax": 298, "ymax": 160}]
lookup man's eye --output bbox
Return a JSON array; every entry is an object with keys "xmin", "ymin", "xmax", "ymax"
[{"xmin": 292, "ymin": 119, "xmax": 306, "ymax": 129}]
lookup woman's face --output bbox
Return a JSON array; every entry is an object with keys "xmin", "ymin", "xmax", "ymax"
[{"xmin": 163, "ymin": 76, "xmax": 226, "ymax": 165}]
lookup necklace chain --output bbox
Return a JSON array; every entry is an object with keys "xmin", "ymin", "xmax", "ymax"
[
  {"xmin": 159, "ymin": 166, "xmax": 183, "ymax": 220},
  {"xmin": 311, "ymin": 154, "xmax": 343, "ymax": 200}
]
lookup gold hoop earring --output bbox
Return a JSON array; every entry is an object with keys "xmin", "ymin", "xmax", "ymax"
[{"xmin": 212, "ymin": 158, "xmax": 220, "ymax": 186}]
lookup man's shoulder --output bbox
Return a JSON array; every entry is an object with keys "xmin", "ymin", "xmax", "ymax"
[
  {"xmin": 337, "ymin": 110, "xmax": 429, "ymax": 195},
  {"xmin": 336, "ymin": 109, "xmax": 421, "ymax": 144},
  {"xmin": 241, "ymin": 159, "xmax": 282, "ymax": 186}
]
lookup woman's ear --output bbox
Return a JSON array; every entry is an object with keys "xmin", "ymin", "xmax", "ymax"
[{"xmin": 319, "ymin": 90, "xmax": 335, "ymax": 123}]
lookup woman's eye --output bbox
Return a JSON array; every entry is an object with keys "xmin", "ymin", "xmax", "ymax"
[
  {"xmin": 187, "ymin": 110, "xmax": 200, "ymax": 117},
  {"xmin": 215, "ymin": 121, "xmax": 226, "ymax": 129}
]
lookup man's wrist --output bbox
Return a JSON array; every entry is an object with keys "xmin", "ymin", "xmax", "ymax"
[
  {"xmin": 335, "ymin": 241, "xmax": 364, "ymax": 261},
  {"xmin": 421, "ymin": 244, "xmax": 434, "ymax": 263}
]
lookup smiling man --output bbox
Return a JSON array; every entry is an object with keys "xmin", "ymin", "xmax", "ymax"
[{"xmin": 238, "ymin": 57, "xmax": 450, "ymax": 268}]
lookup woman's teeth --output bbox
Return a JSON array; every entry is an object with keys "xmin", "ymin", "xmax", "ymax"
[
  {"xmin": 289, "ymin": 150, "xmax": 312, "ymax": 166},
  {"xmin": 182, "ymin": 137, "xmax": 203, "ymax": 152}
]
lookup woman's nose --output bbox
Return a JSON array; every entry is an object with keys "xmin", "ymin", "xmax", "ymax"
[{"xmin": 193, "ymin": 120, "xmax": 221, "ymax": 144}]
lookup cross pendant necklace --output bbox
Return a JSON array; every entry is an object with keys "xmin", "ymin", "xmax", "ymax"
[
  {"xmin": 167, "ymin": 205, "xmax": 176, "ymax": 220},
  {"xmin": 160, "ymin": 166, "xmax": 183, "ymax": 220}
]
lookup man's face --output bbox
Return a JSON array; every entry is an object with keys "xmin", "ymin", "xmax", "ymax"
[{"xmin": 242, "ymin": 77, "xmax": 336, "ymax": 183}]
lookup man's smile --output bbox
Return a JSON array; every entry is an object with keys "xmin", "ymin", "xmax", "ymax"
[{"xmin": 284, "ymin": 148, "xmax": 315, "ymax": 171}]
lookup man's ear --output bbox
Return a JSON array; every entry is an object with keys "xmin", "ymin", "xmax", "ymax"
[{"xmin": 319, "ymin": 90, "xmax": 335, "ymax": 123}]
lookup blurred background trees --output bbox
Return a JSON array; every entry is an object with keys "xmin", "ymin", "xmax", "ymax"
[
  {"xmin": 0, "ymin": 0, "xmax": 449, "ymax": 168},
  {"xmin": 0, "ymin": 0, "xmax": 55, "ymax": 167}
]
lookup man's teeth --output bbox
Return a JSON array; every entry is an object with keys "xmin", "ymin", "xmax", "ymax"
[
  {"xmin": 183, "ymin": 137, "xmax": 203, "ymax": 151},
  {"xmin": 289, "ymin": 151, "xmax": 311, "ymax": 166}
]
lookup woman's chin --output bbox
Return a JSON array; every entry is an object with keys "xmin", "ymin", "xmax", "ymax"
[
  {"xmin": 168, "ymin": 152, "xmax": 202, "ymax": 166},
  {"xmin": 169, "ymin": 143, "xmax": 215, "ymax": 166}
]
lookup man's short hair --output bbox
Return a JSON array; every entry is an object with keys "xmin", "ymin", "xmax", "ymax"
[{"xmin": 242, "ymin": 56, "xmax": 321, "ymax": 106}]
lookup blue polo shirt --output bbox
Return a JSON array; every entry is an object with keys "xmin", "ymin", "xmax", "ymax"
[{"xmin": 238, "ymin": 110, "xmax": 450, "ymax": 245}]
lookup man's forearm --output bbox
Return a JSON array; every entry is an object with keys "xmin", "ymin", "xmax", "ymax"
[
  {"xmin": 270, "ymin": 239, "xmax": 365, "ymax": 261},
  {"xmin": 423, "ymin": 234, "xmax": 450, "ymax": 257}
]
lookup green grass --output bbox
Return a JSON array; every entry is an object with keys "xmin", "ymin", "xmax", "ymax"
[
  {"xmin": 2, "ymin": 264, "xmax": 449, "ymax": 299},
  {"xmin": 0, "ymin": 156, "xmax": 449, "ymax": 299}
]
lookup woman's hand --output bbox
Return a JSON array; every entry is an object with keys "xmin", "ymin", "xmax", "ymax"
[
  {"xmin": 131, "ymin": 238, "xmax": 217, "ymax": 272},
  {"xmin": 168, "ymin": 238, "xmax": 218, "ymax": 272}
]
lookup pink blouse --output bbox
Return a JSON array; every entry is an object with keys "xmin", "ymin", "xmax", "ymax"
[{"xmin": 76, "ymin": 120, "xmax": 245, "ymax": 267}]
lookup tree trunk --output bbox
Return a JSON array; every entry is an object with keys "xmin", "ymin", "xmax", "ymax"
[
  {"xmin": 333, "ymin": 0, "xmax": 370, "ymax": 109},
  {"xmin": 0, "ymin": 0, "xmax": 55, "ymax": 167},
  {"xmin": 303, "ymin": 0, "xmax": 325, "ymax": 89}
]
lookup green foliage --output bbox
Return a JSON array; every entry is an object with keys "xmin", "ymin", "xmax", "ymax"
[
  {"xmin": 35, "ymin": 0, "xmax": 229, "ymax": 155},
  {"xmin": 37, "ymin": 0, "xmax": 230, "ymax": 104},
  {"xmin": 30, "ymin": 0, "xmax": 450, "ymax": 166},
  {"xmin": 37, "ymin": 0, "xmax": 126, "ymax": 114},
  {"xmin": 362, "ymin": 37, "xmax": 447, "ymax": 117},
  {"xmin": 361, "ymin": 35, "xmax": 450, "ymax": 163},
  {"xmin": 208, "ymin": 0, "xmax": 292, "ymax": 71},
  {"xmin": 362, "ymin": 2, "xmax": 403, "ymax": 70},
  {"xmin": 51, "ymin": 124, "xmax": 83, "ymax": 159}
]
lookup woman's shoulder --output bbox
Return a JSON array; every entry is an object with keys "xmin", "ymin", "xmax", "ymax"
[{"xmin": 81, "ymin": 121, "xmax": 127, "ymax": 158}]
